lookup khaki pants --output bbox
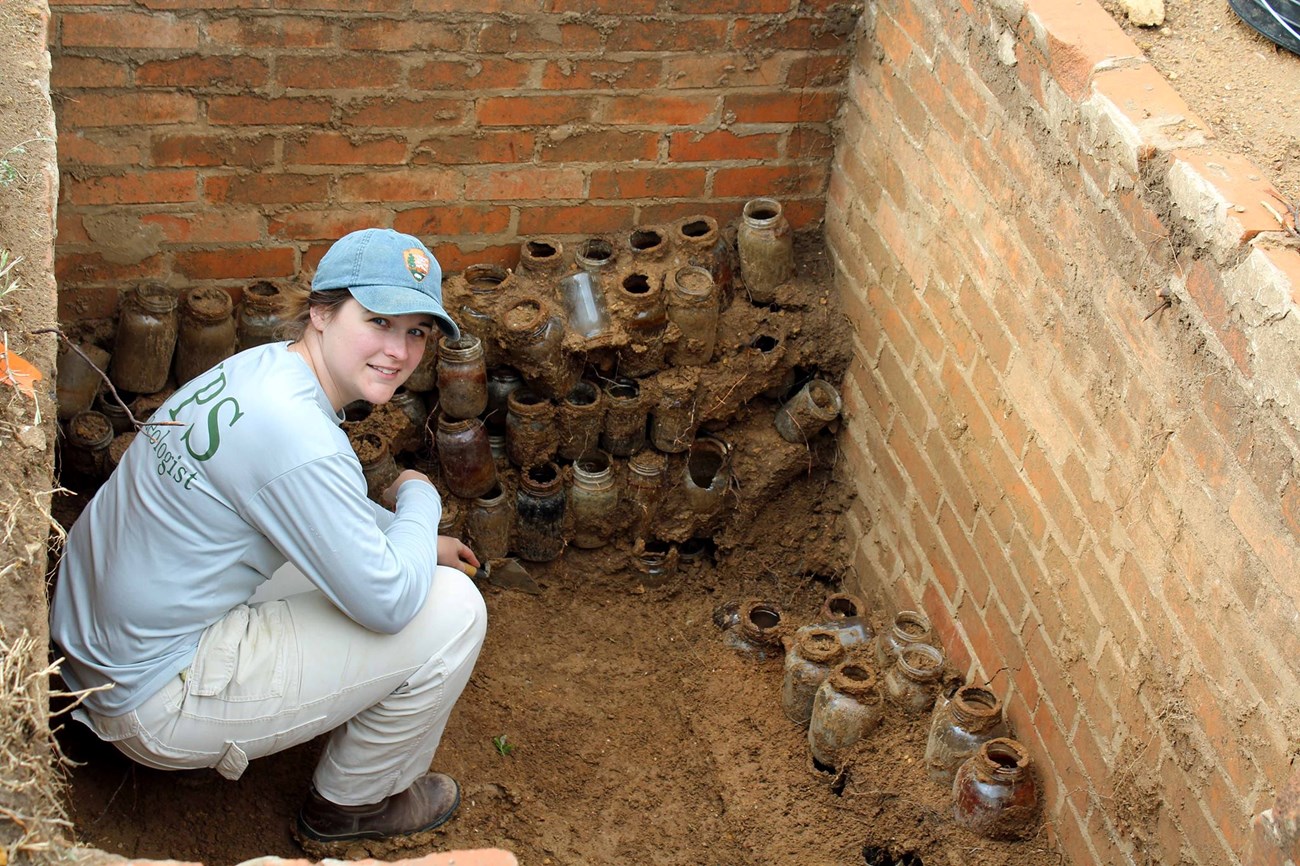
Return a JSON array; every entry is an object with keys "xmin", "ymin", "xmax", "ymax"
[{"xmin": 83, "ymin": 565, "xmax": 486, "ymax": 806}]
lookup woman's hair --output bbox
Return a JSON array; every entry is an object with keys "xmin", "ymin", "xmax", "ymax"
[{"xmin": 276, "ymin": 283, "xmax": 352, "ymax": 340}]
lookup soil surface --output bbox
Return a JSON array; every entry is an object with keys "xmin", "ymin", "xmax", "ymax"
[{"xmin": 1105, "ymin": 0, "xmax": 1300, "ymax": 203}]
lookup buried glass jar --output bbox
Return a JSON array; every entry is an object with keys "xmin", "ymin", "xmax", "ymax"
[
  {"xmin": 57, "ymin": 341, "xmax": 111, "ymax": 423},
  {"xmin": 110, "ymin": 282, "xmax": 177, "ymax": 394},
  {"xmin": 883, "ymin": 642, "xmax": 945, "ymax": 716},
  {"xmin": 175, "ymin": 286, "xmax": 237, "ymax": 386},
  {"xmin": 601, "ymin": 378, "xmax": 647, "ymax": 457},
  {"xmin": 650, "ymin": 375, "xmax": 698, "ymax": 454},
  {"xmin": 514, "ymin": 461, "xmax": 567, "ymax": 562},
  {"xmin": 505, "ymin": 388, "xmax": 558, "ymax": 469},
  {"xmin": 560, "ymin": 237, "xmax": 615, "ymax": 340},
  {"xmin": 724, "ymin": 599, "xmax": 786, "ymax": 661},
  {"xmin": 672, "ymin": 214, "xmax": 735, "ymax": 311},
  {"xmin": 775, "ymin": 379, "xmax": 842, "ymax": 443},
  {"xmin": 465, "ymin": 483, "xmax": 511, "ymax": 562},
  {"xmin": 624, "ymin": 448, "xmax": 666, "ymax": 538},
  {"xmin": 952, "ymin": 738, "xmax": 1040, "ymax": 840},
  {"xmin": 438, "ymin": 497, "xmax": 463, "ymax": 538},
  {"xmin": 352, "ymin": 432, "xmax": 398, "ymax": 502},
  {"xmin": 484, "ymin": 366, "xmax": 523, "ymax": 431},
  {"xmin": 502, "ymin": 296, "xmax": 582, "ymax": 399},
  {"xmin": 63, "ymin": 410, "xmax": 114, "ymax": 480},
  {"xmin": 435, "ymin": 414, "xmax": 497, "ymax": 499},
  {"xmin": 557, "ymin": 380, "xmax": 604, "ymax": 461},
  {"xmin": 737, "ymin": 197, "xmax": 794, "ymax": 304},
  {"xmin": 437, "ymin": 334, "xmax": 488, "ymax": 420},
  {"xmin": 812, "ymin": 592, "xmax": 873, "ymax": 648},
  {"xmin": 631, "ymin": 538, "xmax": 678, "ymax": 588},
  {"xmin": 874, "ymin": 609, "xmax": 934, "ymax": 669},
  {"xmin": 237, "ymin": 280, "xmax": 286, "ymax": 351},
  {"xmin": 569, "ymin": 450, "xmax": 619, "ymax": 549},
  {"xmin": 808, "ymin": 662, "xmax": 884, "ymax": 769},
  {"xmin": 94, "ymin": 390, "xmax": 134, "ymax": 436},
  {"xmin": 925, "ymin": 685, "xmax": 1011, "ymax": 785},
  {"xmin": 455, "ymin": 263, "xmax": 515, "ymax": 371},
  {"xmin": 683, "ymin": 436, "xmax": 731, "ymax": 515},
  {"xmin": 615, "ymin": 271, "xmax": 668, "ymax": 378},
  {"xmin": 781, "ymin": 627, "xmax": 847, "ymax": 726},
  {"xmin": 388, "ymin": 387, "xmax": 429, "ymax": 456},
  {"xmin": 666, "ymin": 265, "xmax": 719, "ymax": 367}
]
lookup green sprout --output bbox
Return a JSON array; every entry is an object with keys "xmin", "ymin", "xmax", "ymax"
[{"xmin": 492, "ymin": 734, "xmax": 515, "ymax": 757}]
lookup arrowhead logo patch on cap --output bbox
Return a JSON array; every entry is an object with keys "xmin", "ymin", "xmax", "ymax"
[{"xmin": 403, "ymin": 248, "xmax": 431, "ymax": 282}]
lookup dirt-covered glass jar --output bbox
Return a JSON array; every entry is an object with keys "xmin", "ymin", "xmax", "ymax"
[
  {"xmin": 953, "ymin": 738, "xmax": 1040, "ymax": 840},
  {"xmin": 808, "ymin": 662, "xmax": 883, "ymax": 769},
  {"xmin": 874, "ymin": 610, "xmax": 934, "ymax": 669},
  {"xmin": 557, "ymin": 380, "xmax": 603, "ymax": 461},
  {"xmin": 110, "ymin": 282, "xmax": 178, "ymax": 394},
  {"xmin": 518, "ymin": 237, "xmax": 565, "ymax": 277},
  {"xmin": 615, "ymin": 272, "xmax": 667, "ymax": 378},
  {"xmin": 925, "ymin": 686, "xmax": 1010, "ymax": 785},
  {"xmin": 632, "ymin": 538, "xmax": 678, "ymax": 588},
  {"xmin": 438, "ymin": 497, "xmax": 463, "ymax": 538},
  {"xmin": 175, "ymin": 286, "xmax": 237, "ymax": 386},
  {"xmin": 628, "ymin": 226, "xmax": 669, "ymax": 263},
  {"xmin": 812, "ymin": 592, "xmax": 873, "ymax": 649},
  {"xmin": 666, "ymin": 265, "xmax": 719, "ymax": 367},
  {"xmin": 506, "ymin": 388, "xmax": 558, "ymax": 469},
  {"xmin": 650, "ymin": 374, "xmax": 698, "ymax": 454},
  {"xmin": 455, "ymin": 264, "xmax": 515, "ymax": 370},
  {"xmin": 672, "ymin": 214, "xmax": 735, "ymax": 311},
  {"xmin": 387, "ymin": 387, "xmax": 429, "ymax": 456},
  {"xmin": 484, "ymin": 366, "xmax": 523, "ymax": 431},
  {"xmin": 601, "ymin": 378, "xmax": 647, "ymax": 457},
  {"xmin": 437, "ymin": 334, "xmax": 488, "ymax": 420},
  {"xmin": 63, "ymin": 410, "xmax": 114, "ymax": 480},
  {"xmin": 106, "ymin": 431, "xmax": 137, "ymax": 475},
  {"xmin": 569, "ymin": 450, "xmax": 618, "ymax": 549},
  {"xmin": 781, "ymin": 627, "xmax": 847, "ymax": 726},
  {"xmin": 624, "ymin": 448, "xmax": 666, "ymax": 537},
  {"xmin": 502, "ymin": 296, "xmax": 581, "ymax": 399},
  {"xmin": 724, "ymin": 599, "xmax": 786, "ymax": 661},
  {"xmin": 683, "ymin": 436, "xmax": 731, "ymax": 515},
  {"xmin": 775, "ymin": 379, "xmax": 842, "ymax": 443},
  {"xmin": 737, "ymin": 197, "xmax": 794, "ymax": 304},
  {"xmin": 465, "ymin": 483, "xmax": 511, "ymax": 562},
  {"xmin": 57, "ymin": 341, "xmax": 111, "ymax": 423},
  {"xmin": 435, "ymin": 414, "xmax": 497, "ymax": 499},
  {"xmin": 352, "ymin": 432, "xmax": 398, "ymax": 502},
  {"xmin": 237, "ymin": 280, "xmax": 286, "ymax": 351},
  {"xmin": 514, "ymin": 461, "xmax": 566, "ymax": 562},
  {"xmin": 883, "ymin": 642, "xmax": 945, "ymax": 716},
  {"xmin": 94, "ymin": 390, "xmax": 134, "ymax": 436}
]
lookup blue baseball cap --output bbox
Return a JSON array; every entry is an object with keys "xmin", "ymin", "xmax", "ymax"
[{"xmin": 312, "ymin": 228, "xmax": 460, "ymax": 338}]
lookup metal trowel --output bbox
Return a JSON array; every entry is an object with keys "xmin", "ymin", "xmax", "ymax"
[{"xmin": 467, "ymin": 558, "xmax": 541, "ymax": 595}]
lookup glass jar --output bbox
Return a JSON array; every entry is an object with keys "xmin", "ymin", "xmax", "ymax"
[
  {"xmin": 438, "ymin": 496, "xmax": 464, "ymax": 538},
  {"xmin": 175, "ymin": 286, "xmax": 237, "ymax": 386},
  {"xmin": 518, "ymin": 237, "xmax": 565, "ymax": 276},
  {"xmin": 106, "ymin": 431, "xmax": 137, "ymax": 475},
  {"xmin": 502, "ymin": 296, "xmax": 581, "ymax": 399},
  {"xmin": 57, "ymin": 341, "xmax": 111, "ymax": 423},
  {"xmin": 736, "ymin": 197, "xmax": 794, "ymax": 305},
  {"xmin": 650, "ymin": 374, "xmax": 698, "ymax": 454},
  {"xmin": 775, "ymin": 379, "xmax": 842, "ymax": 443},
  {"xmin": 388, "ymin": 387, "xmax": 429, "ymax": 456},
  {"xmin": 456, "ymin": 263, "xmax": 516, "ymax": 370},
  {"xmin": 465, "ymin": 483, "xmax": 511, "ymax": 561},
  {"xmin": 883, "ymin": 642, "xmax": 945, "ymax": 716},
  {"xmin": 557, "ymin": 380, "xmax": 604, "ymax": 461},
  {"xmin": 488, "ymin": 431, "xmax": 508, "ymax": 470},
  {"xmin": 666, "ymin": 265, "xmax": 719, "ymax": 367},
  {"xmin": 624, "ymin": 449, "xmax": 666, "ymax": 538},
  {"xmin": 627, "ymin": 226, "xmax": 669, "ymax": 263},
  {"xmin": 434, "ymin": 414, "xmax": 497, "ymax": 499},
  {"xmin": 505, "ymin": 388, "xmax": 558, "ymax": 469},
  {"xmin": 812, "ymin": 592, "xmax": 873, "ymax": 648},
  {"xmin": 352, "ymin": 432, "xmax": 398, "ymax": 502},
  {"xmin": 632, "ymin": 538, "xmax": 678, "ymax": 588},
  {"xmin": 952, "ymin": 738, "xmax": 1040, "ymax": 840},
  {"xmin": 405, "ymin": 335, "xmax": 441, "ymax": 394},
  {"xmin": 514, "ymin": 461, "xmax": 566, "ymax": 562},
  {"xmin": 237, "ymin": 280, "xmax": 286, "ymax": 351},
  {"xmin": 925, "ymin": 685, "xmax": 1010, "ymax": 785},
  {"xmin": 110, "ymin": 282, "xmax": 178, "ymax": 394},
  {"xmin": 615, "ymin": 272, "xmax": 667, "ymax": 378},
  {"xmin": 781, "ymin": 627, "xmax": 846, "ymax": 726},
  {"xmin": 808, "ymin": 662, "xmax": 883, "ymax": 769},
  {"xmin": 874, "ymin": 610, "xmax": 934, "ymax": 668},
  {"xmin": 723, "ymin": 599, "xmax": 786, "ymax": 661},
  {"xmin": 63, "ymin": 410, "xmax": 114, "ymax": 480},
  {"xmin": 672, "ymin": 214, "xmax": 735, "ymax": 311},
  {"xmin": 437, "ymin": 334, "xmax": 488, "ymax": 420},
  {"xmin": 601, "ymin": 378, "xmax": 647, "ymax": 457},
  {"xmin": 683, "ymin": 436, "xmax": 731, "ymax": 515},
  {"xmin": 569, "ymin": 450, "xmax": 618, "ymax": 549},
  {"xmin": 484, "ymin": 366, "xmax": 523, "ymax": 431},
  {"xmin": 94, "ymin": 390, "xmax": 135, "ymax": 435},
  {"xmin": 560, "ymin": 237, "xmax": 614, "ymax": 340}
]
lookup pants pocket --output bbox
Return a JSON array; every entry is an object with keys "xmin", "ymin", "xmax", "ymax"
[{"xmin": 186, "ymin": 601, "xmax": 292, "ymax": 703}]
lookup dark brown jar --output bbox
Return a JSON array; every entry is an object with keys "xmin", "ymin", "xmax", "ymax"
[
  {"xmin": 484, "ymin": 366, "xmax": 523, "ymax": 431},
  {"xmin": 683, "ymin": 436, "xmax": 731, "ymax": 515},
  {"xmin": 57, "ymin": 341, "xmax": 110, "ymax": 423},
  {"xmin": 437, "ymin": 334, "xmax": 488, "ymax": 420},
  {"xmin": 926, "ymin": 685, "xmax": 1010, "ymax": 785},
  {"xmin": 736, "ymin": 197, "xmax": 794, "ymax": 305},
  {"xmin": 106, "ymin": 431, "xmax": 137, "ymax": 474},
  {"xmin": 782, "ymin": 627, "xmax": 847, "ymax": 726},
  {"xmin": 557, "ymin": 380, "xmax": 603, "ymax": 461},
  {"xmin": 808, "ymin": 662, "xmax": 883, "ymax": 768},
  {"xmin": 465, "ymin": 483, "xmax": 511, "ymax": 561},
  {"xmin": 110, "ymin": 282, "xmax": 178, "ymax": 394},
  {"xmin": 63, "ymin": 410, "xmax": 114, "ymax": 480},
  {"xmin": 435, "ymin": 414, "xmax": 497, "ymax": 499},
  {"xmin": 569, "ymin": 450, "xmax": 618, "ymax": 549},
  {"xmin": 874, "ymin": 609, "xmax": 934, "ymax": 669},
  {"xmin": 94, "ymin": 390, "xmax": 135, "ymax": 435},
  {"xmin": 615, "ymin": 272, "xmax": 667, "ymax": 378},
  {"xmin": 601, "ymin": 378, "xmax": 647, "ymax": 457},
  {"xmin": 624, "ymin": 448, "xmax": 666, "ymax": 537},
  {"xmin": 650, "ymin": 375, "xmax": 698, "ymax": 454},
  {"xmin": 812, "ymin": 592, "xmax": 873, "ymax": 649},
  {"xmin": 775, "ymin": 378, "xmax": 842, "ymax": 443},
  {"xmin": 175, "ymin": 286, "xmax": 237, "ymax": 386},
  {"xmin": 672, "ymin": 214, "xmax": 735, "ymax": 311},
  {"xmin": 352, "ymin": 432, "xmax": 398, "ymax": 502},
  {"xmin": 502, "ymin": 297, "xmax": 582, "ymax": 399},
  {"xmin": 514, "ymin": 461, "xmax": 566, "ymax": 562},
  {"xmin": 666, "ymin": 265, "xmax": 719, "ymax": 367},
  {"xmin": 506, "ymin": 388, "xmax": 558, "ymax": 469},
  {"xmin": 632, "ymin": 538, "xmax": 678, "ymax": 588},
  {"xmin": 456, "ymin": 263, "xmax": 515, "ymax": 370},
  {"xmin": 883, "ymin": 642, "xmax": 945, "ymax": 716},
  {"xmin": 237, "ymin": 280, "xmax": 286, "ymax": 351},
  {"xmin": 388, "ymin": 387, "xmax": 429, "ymax": 456},
  {"xmin": 724, "ymin": 599, "xmax": 786, "ymax": 661},
  {"xmin": 953, "ymin": 738, "xmax": 1040, "ymax": 840}
]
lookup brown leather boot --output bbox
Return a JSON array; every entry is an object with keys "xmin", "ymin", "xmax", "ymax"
[{"xmin": 294, "ymin": 772, "xmax": 461, "ymax": 856}]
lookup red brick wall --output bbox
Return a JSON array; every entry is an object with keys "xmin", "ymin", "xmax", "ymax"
[
  {"xmin": 829, "ymin": 1, "xmax": 1300, "ymax": 863},
  {"xmin": 50, "ymin": 0, "xmax": 856, "ymax": 322}
]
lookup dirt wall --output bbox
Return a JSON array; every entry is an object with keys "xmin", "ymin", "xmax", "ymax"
[
  {"xmin": 827, "ymin": 1, "xmax": 1300, "ymax": 864},
  {"xmin": 50, "ymin": 0, "xmax": 857, "ymax": 324}
]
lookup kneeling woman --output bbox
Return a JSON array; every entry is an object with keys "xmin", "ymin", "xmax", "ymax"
[{"xmin": 51, "ymin": 229, "xmax": 485, "ymax": 858}]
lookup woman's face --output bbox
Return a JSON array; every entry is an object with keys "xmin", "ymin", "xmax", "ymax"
[{"xmin": 309, "ymin": 298, "xmax": 433, "ymax": 410}]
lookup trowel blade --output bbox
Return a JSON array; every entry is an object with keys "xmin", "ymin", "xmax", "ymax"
[{"xmin": 485, "ymin": 558, "xmax": 541, "ymax": 595}]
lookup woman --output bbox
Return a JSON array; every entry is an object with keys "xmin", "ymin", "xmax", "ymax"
[{"xmin": 50, "ymin": 228, "xmax": 487, "ymax": 857}]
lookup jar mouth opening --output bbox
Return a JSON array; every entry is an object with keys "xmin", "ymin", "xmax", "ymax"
[
  {"xmin": 621, "ymin": 273, "xmax": 652, "ymax": 294},
  {"xmin": 641, "ymin": 539, "xmax": 672, "ymax": 555},
  {"xmin": 510, "ymin": 389, "xmax": 546, "ymax": 407},
  {"xmin": 746, "ymin": 603, "xmax": 781, "ymax": 630},
  {"xmin": 246, "ymin": 280, "xmax": 280, "ymax": 299},
  {"xmin": 526, "ymin": 462, "xmax": 559, "ymax": 485},
  {"xmin": 678, "ymin": 218, "xmax": 715, "ymax": 239},
  {"xmin": 476, "ymin": 483, "xmax": 505, "ymax": 503},
  {"xmin": 524, "ymin": 240, "xmax": 559, "ymax": 260},
  {"xmin": 465, "ymin": 264, "xmax": 508, "ymax": 289},
  {"xmin": 955, "ymin": 686, "xmax": 1001, "ymax": 714},
  {"xmin": 629, "ymin": 228, "xmax": 664, "ymax": 251},
  {"xmin": 606, "ymin": 380, "xmax": 640, "ymax": 400},
  {"xmin": 749, "ymin": 335, "xmax": 779, "ymax": 353},
  {"xmin": 825, "ymin": 595, "xmax": 861, "ymax": 618},
  {"xmin": 839, "ymin": 663, "xmax": 872, "ymax": 683},
  {"xmin": 983, "ymin": 738, "xmax": 1029, "ymax": 770},
  {"xmin": 898, "ymin": 643, "xmax": 943, "ymax": 675},
  {"xmin": 808, "ymin": 380, "xmax": 841, "ymax": 411},
  {"xmin": 743, "ymin": 198, "xmax": 783, "ymax": 223},
  {"xmin": 504, "ymin": 299, "xmax": 545, "ymax": 331},
  {"xmin": 565, "ymin": 382, "xmax": 599, "ymax": 406},
  {"xmin": 674, "ymin": 266, "xmax": 714, "ymax": 296},
  {"xmin": 575, "ymin": 451, "xmax": 611, "ymax": 474},
  {"xmin": 579, "ymin": 238, "xmax": 614, "ymax": 263},
  {"xmin": 895, "ymin": 610, "xmax": 931, "ymax": 637}
]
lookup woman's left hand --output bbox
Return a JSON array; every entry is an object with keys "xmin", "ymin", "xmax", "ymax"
[{"xmin": 437, "ymin": 535, "xmax": 480, "ymax": 576}]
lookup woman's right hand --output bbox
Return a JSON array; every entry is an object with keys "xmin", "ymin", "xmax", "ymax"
[{"xmin": 381, "ymin": 469, "xmax": 434, "ymax": 508}]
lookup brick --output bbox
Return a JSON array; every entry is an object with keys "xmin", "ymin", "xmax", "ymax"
[
  {"xmin": 59, "ymin": 92, "xmax": 198, "ymax": 128},
  {"xmin": 61, "ymin": 11, "xmax": 198, "ymax": 48},
  {"xmin": 888, "ymin": 420, "xmax": 940, "ymax": 517},
  {"xmin": 432, "ymin": 243, "xmax": 519, "ymax": 275},
  {"xmin": 136, "ymin": 55, "xmax": 269, "ymax": 88},
  {"xmin": 668, "ymin": 130, "xmax": 779, "ymax": 163},
  {"xmin": 277, "ymin": 0, "xmax": 401, "ymax": 10},
  {"xmin": 638, "ymin": 201, "xmax": 743, "ymax": 231},
  {"xmin": 411, "ymin": 58, "xmax": 534, "ymax": 91},
  {"xmin": 58, "ymin": 131, "xmax": 144, "ymax": 167},
  {"xmin": 56, "ymin": 251, "xmax": 168, "ymax": 286},
  {"xmin": 175, "ymin": 247, "xmax": 296, "ymax": 281},
  {"xmin": 544, "ymin": 0, "xmax": 656, "ymax": 10},
  {"xmin": 786, "ymin": 54, "xmax": 850, "ymax": 89},
  {"xmin": 268, "ymin": 209, "xmax": 394, "ymax": 242},
  {"xmin": 394, "ymin": 205, "xmax": 513, "ymax": 238},
  {"xmin": 63, "ymin": 170, "xmax": 198, "ymax": 206},
  {"xmin": 712, "ymin": 164, "xmax": 825, "ymax": 198},
  {"xmin": 284, "ymin": 133, "xmax": 408, "ymax": 166},
  {"xmin": 476, "ymin": 20, "xmax": 603, "ymax": 53},
  {"xmin": 340, "ymin": 19, "xmax": 463, "ymax": 52},
  {"xmin": 540, "ymin": 59, "xmax": 661, "ymax": 90},
  {"xmin": 734, "ymin": 16, "xmax": 847, "ymax": 50},
  {"xmin": 208, "ymin": 96, "xmax": 333, "ymax": 126},
  {"xmin": 140, "ymin": 211, "xmax": 264, "ymax": 244},
  {"xmin": 278, "ymin": 55, "xmax": 402, "ymax": 90},
  {"xmin": 601, "ymin": 95, "xmax": 716, "ymax": 126},
  {"xmin": 464, "ymin": 166, "xmax": 584, "ymax": 200},
  {"xmin": 140, "ymin": 0, "xmax": 270, "ymax": 8},
  {"xmin": 723, "ymin": 90, "xmax": 840, "ymax": 124},
  {"xmin": 539, "ymin": 130, "xmax": 657, "ymax": 164},
  {"xmin": 206, "ymin": 16, "xmax": 333, "ymax": 48},
  {"xmin": 416, "ymin": 131, "xmax": 536, "ymax": 165},
  {"xmin": 589, "ymin": 168, "xmax": 706, "ymax": 200},
  {"xmin": 785, "ymin": 125, "xmax": 835, "ymax": 160},
  {"xmin": 338, "ymin": 169, "xmax": 462, "ymax": 203},
  {"xmin": 151, "ymin": 134, "xmax": 275, "ymax": 168},
  {"xmin": 661, "ymin": 54, "xmax": 782, "ymax": 90},
  {"xmin": 912, "ymin": 501, "xmax": 958, "ymax": 601},
  {"xmin": 345, "ymin": 98, "xmax": 467, "ymax": 128},
  {"xmin": 605, "ymin": 19, "xmax": 727, "ymax": 52},
  {"xmin": 477, "ymin": 96, "xmax": 591, "ymax": 127},
  {"xmin": 50, "ymin": 57, "xmax": 129, "ymax": 89},
  {"xmin": 204, "ymin": 174, "xmax": 328, "ymax": 205}
]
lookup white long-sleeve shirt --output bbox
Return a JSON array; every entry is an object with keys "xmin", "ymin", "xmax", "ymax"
[{"xmin": 51, "ymin": 342, "xmax": 442, "ymax": 716}]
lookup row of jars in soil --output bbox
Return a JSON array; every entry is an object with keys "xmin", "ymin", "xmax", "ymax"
[{"xmin": 724, "ymin": 598, "xmax": 1041, "ymax": 842}]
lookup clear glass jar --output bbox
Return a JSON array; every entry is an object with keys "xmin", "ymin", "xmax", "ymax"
[
  {"xmin": 808, "ymin": 662, "xmax": 883, "ymax": 769},
  {"xmin": 781, "ymin": 627, "xmax": 846, "ymax": 726},
  {"xmin": 437, "ymin": 334, "xmax": 488, "ymax": 420},
  {"xmin": 484, "ymin": 366, "xmax": 523, "ymax": 431},
  {"xmin": 736, "ymin": 197, "xmax": 793, "ymax": 305},
  {"xmin": 632, "ymin": 538, "xmax": 678, "ymax": 588},
  {"xmin": 601, "ymin": 378, "xmax": 646, "ymax": 457},
  {"xmin": 953, "ymin": 738, "xmax": 1040, "ymax": 840},
  {"xmin": 110, "ymin": 282, "xmax": 177, "ymax": 394},
  {"xmin": 465, "ymin": 483, "xmax": 511, "ymax": 561},
  {"xmin": 502, "ymin": 296, "xmax": 581, "ymax": 399},
  {"xmin": 237, "ymin": 280, "xmax": 286, "ymax": 351},
  {"xmin": 57, "ymin": 341, "xmax": 110, "ymax": 423},
  {"xmin": 63, "ymin": 410, "xmax": 114, "ymax": 480},
  {"xmin": 723, "ymin": 599, "xmax": 786, "ymax": 661},
  {"xmin": 775, "ymin": 379, "xmax": 842, "ymax": 443},
  {"xmin": 683, "ymin": 436, "xmax": 731, "ymax": 515},
  {"xmin": 874, "ymin": 609, "xmax": 934, "ymax": 668},
  {"xmin": 557, "ymin": 380, "xmax": 603, "ymax": 461},
  {"xmin": 883, "ymin": 642, "xmax": 945, "ymax": 716},
  {"xmin": 666, "ymin": 265, "xmax": 719, "ymax": 366},
  {"xmin": 624, "ymin": 449, "xmax": 666, "ymax": 538},
  {"xmin": 672, "ymin": 214, "xmax": 735, "ymax": 311},
  {"xmin": 569, "ymin": 450, "xmax": 618, "ymax": 549},
  {"xmin": 650, "ymin": 374, "xmax": 698, "ymax": 454},
  {"xmin": 925, "ymin": 685, "xmax": 1010, "ymax": 785},
  {"xmin": 615, "ymin": 272, "xmax": 667, "ymax": 378},
  {"xmin": 812, "ymin": 592, "xmax": 873, "ymax": 648},
  {"xmin": 560, "ymin": 238, "xmax": 614, "ymax": 340},
  {"xmin": 175, "ymin": 286, "xmax": 237, "ymax": 386},
  {"xmin": 505, "ymin": 388, "xmax": 558, "ymax": 469},
  {"xmin": 514, "ymin": 461, "xmax": 566, "ymax": 562},
  {"xmin": 435, "ymin": 414, "xmax": 497, "ymax": 499}
]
